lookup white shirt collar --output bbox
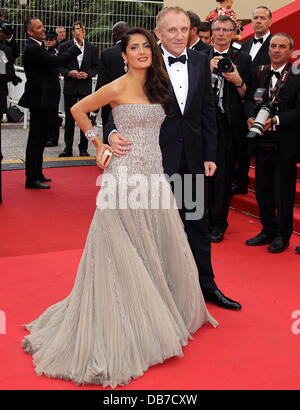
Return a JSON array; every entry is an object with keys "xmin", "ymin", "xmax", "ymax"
[
  {"xmin": 254, "ymin": 31, "xmax": 270, "ymax": 42},
  {"xmin": 161, "ymin": 45, "xmax": 188, "ymax": 61},
  {"xmin": 213, "ymin": 47, "xmax": 230, "ymax": 54},
  {"xmin": 270, "ymin": 64, "xmax": 286, "ymax": 73},
  {"xmin": 29, "ymin": 37, "xmax": 43, "ymax": 46},
  {"xmin": 74, "ymin": 38, "xmax": 85, "ymax": 48}
]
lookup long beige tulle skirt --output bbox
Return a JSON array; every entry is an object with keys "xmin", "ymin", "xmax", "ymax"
[{"xmin": 22, "ymin": 203, "xmax": 217, "ymax": 388}]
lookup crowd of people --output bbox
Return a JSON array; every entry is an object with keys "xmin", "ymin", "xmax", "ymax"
[{"xmin": 0, "ymin": 2, "xmax": 297, "ymax": 388}]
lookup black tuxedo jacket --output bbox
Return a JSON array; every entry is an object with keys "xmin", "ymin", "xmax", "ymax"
[
  {"xmin": 241, "ymin": 34, "xmax": 272, "ymax": 67},
  {"xmin": 0, "ymin": 44, "xmax": 15, "ymax": 114},
  {"xmin": 104, "ymin": 47, "xmax": 217, "ymax": 176},
  {"xmin": 95, "ymin": 42, "xmax": 125, "ymax": 127},
  {"xmin": 191, "ymin": 39, "xmax": 212, "ymax": 53},
  {"xmin": 58, "ymin": 39, "xmax": 100, "ymax": 96},
  {"xmin": 19, "ymin": 38, "xmax": 81, "ymax": 110},
  {"xmin": 244, "ymin": 63, "xmax": 300, "ymax": 161},
  {"xmin": 204, "ymin": 47, "xmax": 253, "ymax": 143}
]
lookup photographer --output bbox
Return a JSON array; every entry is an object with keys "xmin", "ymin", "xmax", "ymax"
[
  {"xmin": 204, "ymin": 15, "xmax": 252, "ymax": 242},
  {"xmin": 0, "ymin": 9, "xmax": 20, "ymax": 60},
  {"xmin": 245, "ymin": 33, "xmax": 300, "ymax": 253}
]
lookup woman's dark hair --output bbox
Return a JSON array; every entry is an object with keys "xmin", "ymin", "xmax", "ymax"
[{"xmin": 121, "ymin": 27, "xmax": 173, "ymax": 116}]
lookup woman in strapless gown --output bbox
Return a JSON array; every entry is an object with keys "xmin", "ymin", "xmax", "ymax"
[{"xmin": 22, "ymin": 28, "xmax": 218, "ymax": 388}]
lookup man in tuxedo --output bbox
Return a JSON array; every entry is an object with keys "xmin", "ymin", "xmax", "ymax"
[
  {"xmin": 93, "ymin": 21, "xmax": 129, "ymax": 129},
  {"xmin": 204, "ymin": 15, "xmax": 252, "ymax": 243},
  {"xmin": 105, "ymin": 7, "xmax": 241, "ymax": 310},
  {"xmin": 187, "ymin": 10, "xmax": 212, "ymax": 52},
  {"xmin": 19, "ymin": 17, "xmax": 81, "ymax": 189},
  {"xmin": 58, "ymin": 21, "xmax": 99, "ymax": 157},
  {"xmin": 233, "ymin": 6, "xmax": 272, "ymax": 196},
  {"xmin": 245, "ymin": 33, "xmax": 300, "ymax": 253},
  {"xmin": 0, "ymin": 43, "xmax": 15, "ymax": 202}
]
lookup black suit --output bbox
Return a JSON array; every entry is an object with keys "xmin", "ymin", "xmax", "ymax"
[
  {"xmin": 0, "ymin": 44, "xmax": 15, "ymax": 202},
  {"xmin": 95, "ymin": 42, "xmax": 125, "ymax": 129},
  {"xmin": 58, "ymin": 39, "xmax": 100, "ymax": 153},
  {"xmin": 244, "ymin": 63, "xmax": 300, "ymax": 240},
  {"xmin": 191, "ymin": 38, "xmax": 212, "ymax": 53},
  {"xmin": 204, "ymin": 47, "xmax": 253, "ymax": 233},
  {"xmin": 235, "ymin": 33, "xmax": 272, "ymax": 189},
  {"xmin": 19, "ymin": 38, "xmax": 81, "ymax": 184},
  {"xmin": 104, "ymin": 48, "xmax": 218, "ymax": 292},
  {"xmin": 241, "ymin": 34, "xmax": 272, "ymax": 67}
]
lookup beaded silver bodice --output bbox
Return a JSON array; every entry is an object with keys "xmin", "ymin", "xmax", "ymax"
[{"xmin": 104, "ymin": 104, "xmax": 166, "ymax": 177}]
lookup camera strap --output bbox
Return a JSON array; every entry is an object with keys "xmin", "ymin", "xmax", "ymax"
[{"xmin": 269, "ymin": 63, "xmax": 292, "ymax": 102}]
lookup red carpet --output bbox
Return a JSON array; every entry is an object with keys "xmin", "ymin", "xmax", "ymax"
[{"xmin": 1, "ymin": 167, "xmax": 300, "ymax": 390}]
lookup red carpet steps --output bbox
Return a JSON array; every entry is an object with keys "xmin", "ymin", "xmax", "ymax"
[{"xmin": 230, "ymin": 164, "xmax": 300, "ymax": 234}]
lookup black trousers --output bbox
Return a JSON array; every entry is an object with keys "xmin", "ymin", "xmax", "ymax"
[
  {"xmin": 46, "ymin": 109, "xmax": 60, "ymax": 144},
  {"xmin": 64, "ymin": 94, "xmax": 89, "ymax": 153},
  {"xmin": 208, "ymin": 114, "xmax": 235, "ymax": 233},
  {"xmin": 25, "ymin": 109, "xmax": 53, "ymax": 183},
  {"xmin": 255, "ymin": 145, "xmax": 297, "ymax": 241},
  {"xmin": 175, "ymin": 154, "xmax": 217, "ymax": 293}
]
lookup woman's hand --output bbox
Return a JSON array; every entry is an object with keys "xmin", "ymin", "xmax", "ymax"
[{"xmin": 96, "ymin": 144, "xmax": 114, "ymax": 170}]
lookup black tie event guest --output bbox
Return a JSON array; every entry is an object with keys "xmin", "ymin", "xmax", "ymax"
[
  {"xmin": 22, "ymin": 27, "xmax": 218, "ymax": 388},
  {"xmin": 244, "ymin": 33, "xmax": 300, "ymax": 253},
  {"xmin": 44, "ymin": 31, "xmax": 61, "ymax": 148},
  {"xmin": 187, "ymin": 10, "xmax": 212, "ymax": 52},
  {"xmin": 55, "ymin": 25, "xmax": 67, "ymax": 50},
  {"xmin": 204, "ymin": 15, "xmax": 252, "ymax": 243},
  {"xmin": 58, "ymin": 21, "xmax": 99, "ymax": 157},
  {"xmin": 0, "ymin": 43, "xmax": 15, "ymax": 202},
  {"xmin": 233, "ymin": 6, "xmax": 273, "ymax": 196},
  {"xmin": 105, "ymin": 7, "xmax": 241, "ymax": 311},
  {"xmin": 92, "ymin": 21, "xmax": 129, "ymax": 129},
  {"xmin": 199, "ymin": 22, "xmax": 213, "ymax": 45},
  {"xmin": 18, "ymin": 18, "xmax": 82, "ymax": 189}
]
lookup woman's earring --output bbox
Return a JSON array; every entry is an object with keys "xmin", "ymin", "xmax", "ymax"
[{"xmin": 124, "ymin": 61, "xmax": 128, "ymax": 73}]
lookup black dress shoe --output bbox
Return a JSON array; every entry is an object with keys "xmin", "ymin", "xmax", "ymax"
[
  {"xmin": 231, "ymin": 184, "xmax": 248, "ymax": 196},
  {"xmin": 268, "ymin": 237, "xmax": 289, "ymax": 253},
  {"xmin": 45, "ymin": 141, "xmax": 58, "ymax": 147},
  {"xmin": 295, "ymin": 247, "xmax": 300, "ymax": 254},
  {"xmin": 204, "ymin": 289, "xmax": 242, "ymax": 310},
  {"xmin": 79, "ymin": 151, "xmax": 90, "ymax": 157},
  {"xmin": 40, "ymin": 176, "xmax": 52, "ymax": 183},
  {"xmin": 210, "ymin": 231, "xmax": 224, "ymax": 243},
  {"xmin": 58, "ymin": 150, "xmax": 73, "ymax": 157},
  {"xmin": 245, "ymin": 232, "xmax": 274, "ymax": 246},
  {"xmin": 25, "ymin": 180, "xmax": 50, "ymax": 189}
]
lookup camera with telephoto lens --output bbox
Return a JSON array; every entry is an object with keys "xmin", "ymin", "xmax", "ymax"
[
  {"xmin": 0, "ymin": 20, "xmax": 14, "ymax": 37},
  {"xmin": 214, "ymin": 41, "xmax": 242, "ymax": 76},
  {"xmin": 246, "ymin": 88, "xmax": 278, "ymax": 138}
]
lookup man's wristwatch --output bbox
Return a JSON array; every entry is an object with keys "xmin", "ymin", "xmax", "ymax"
[{"xmin": 235, "ymin": 80, "xmax": 244, "ymax": 88}]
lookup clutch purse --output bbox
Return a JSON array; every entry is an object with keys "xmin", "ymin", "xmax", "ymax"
[{"xmin": 101, "ymin": 149, "xmax": 112, "ymax": 167}]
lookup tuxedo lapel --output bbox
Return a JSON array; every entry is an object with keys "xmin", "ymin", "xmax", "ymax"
[{"xmin": 184, "ymin": 50, "xmax": 200, "ymax": 114}]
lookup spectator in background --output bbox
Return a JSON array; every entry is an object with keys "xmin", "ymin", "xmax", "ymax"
[
  {"xmin": 0, "ymin": 9, "xmax": 20, "ymax": 60},
  {"xmin": 44, "ymin": 31, "xmax": 60, "ymax": 148},
  {"xmin": 232, "ymin": 6, "xmax": 273, "ymax": 196},
  {"xmin": 58, "ymin": 21, "xmax": 99, "ymax": 157},
  {"xmin": 187, "ymin": 10, "xmax": 212, "ymax": 52},
  {"xmin": 199, "ymin": 22, "xmax": 212, "ymax": 45},
  {"xmin": 56, "ymin": 25, "xmax": 67, "ymax": 49},
  {"xmin": 206, "ymin": 0, "xmax": 242, "ymax": 37},
  {"xmin": 93, "ymin": 21, "xmax": 129, "ymax": 129}
]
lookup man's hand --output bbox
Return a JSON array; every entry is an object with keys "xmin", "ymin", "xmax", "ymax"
[
  {"xmin": 263, "ymin": 117, "xmax": 277, "ymax": 132},
  {"xmin": 68, "ymin": 70, "xmax": 79, "ymax": 78},
  {"xmin": 210, "ymin": 56, "xmax": 222, "ymax": 74},
  {"xmin": 204, "ymin": 161, "xmax": 217, "ymax": 177},
  {"xmin": 78, "ymin": 71, "xmax": 88, "ymax": 79},
  {"xmin": 222, "ymin": 63, "xmax": 242, "ymax": 86},
  {"xmin": 108, "ymin": 132, "xmax": 133, "ymax": 157},
  {"xmin": 247, "ymin": 117, "xmax": 255, "ymax": 130}
]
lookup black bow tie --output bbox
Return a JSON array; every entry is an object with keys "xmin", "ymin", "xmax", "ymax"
[
  {"xmin": 213, "ymin": 52, "xmax": 228, "ymax": 57},
  {"xmin": 168, "ymin": 55, "xmax": 186, "ymax": 66},
  {"xmin": 270, "ymin": 70, "xmax": 281, "ymax": 79},
  {"xmin": 253, "ymin": 37, "xmax": 264, "ymax": 44}
]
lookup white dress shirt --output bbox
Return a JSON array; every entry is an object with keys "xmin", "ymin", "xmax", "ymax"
[
  {"xmin": 249, "ymin": 31, "xmax": 270, "ymax": 61},
  {"xmin": 161, "ymin": 46, "xmax": 188, "ymax": 114},
  {"xmin": 74, "ymin": 38, "xmax": 84, "ymax": 68}
]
